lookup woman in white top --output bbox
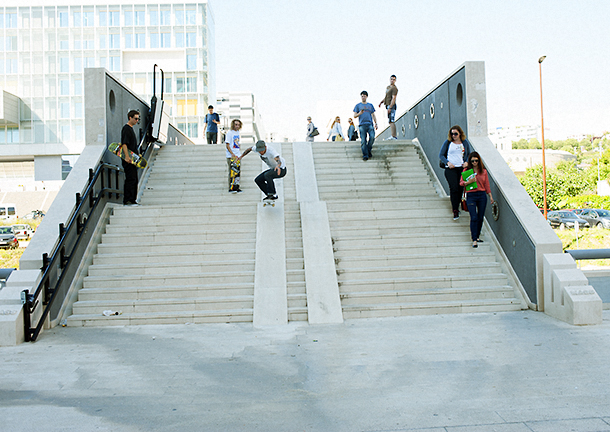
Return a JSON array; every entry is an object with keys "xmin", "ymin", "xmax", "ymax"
[
  {"xmin": 327, "ymin": 116, "xmax": 346, "ymax": 141},
  {"xmin": 438, "ymin": 125, "xmax": 473, "ymax": 220}
]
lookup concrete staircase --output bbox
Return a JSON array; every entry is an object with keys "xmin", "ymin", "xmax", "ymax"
[
  {"xmin": 67, "ymin": 140, "xmax": 526, "ymax": 327},
  {"xmin": 68, "ymin": 144, "xmax": 263, "ymax": 326},
  {"xmin": 312, "ymin": 140, "xmax": 526, "ymax": 319}
]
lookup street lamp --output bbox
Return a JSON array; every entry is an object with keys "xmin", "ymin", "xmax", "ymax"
[{"xmin": 539, "ymin": 56, "xmax": 548, "ymax": 219}]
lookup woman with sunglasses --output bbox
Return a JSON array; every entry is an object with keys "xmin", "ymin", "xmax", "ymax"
[
  {"xmin": 438, "ymin": 125, "xmax": 473, "ymax": 220},
  {"xmin": 460, "ymin": 152, "xmax": 494, "ymax": 248},
  {"xmin": 327, "ymin": 117, "xmax": 346, "ymax": 141}
]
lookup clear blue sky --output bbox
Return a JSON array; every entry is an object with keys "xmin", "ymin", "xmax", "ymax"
[{"xmin": 212, "ymin": 0, "xmax": 610, "ymax": 141}]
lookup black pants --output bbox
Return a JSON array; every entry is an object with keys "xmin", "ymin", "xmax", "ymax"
[
  {"xmin": 122, "ymin": 161, "xmax": 138, "ymax": 204},
  {"xmin": 255, "ymin": 167, "xmax": 287, "ymax": 196},
  {"xmin": 206, "ymin": 132, "xmax": 218, "ymax": 144},
  {"xmin": 444, "ymin": 167, "xmax": 464, "ymax": 212}
]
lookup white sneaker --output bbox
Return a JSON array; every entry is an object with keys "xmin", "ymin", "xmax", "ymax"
[{"xmin": 388, "ymin": 136, "xmax": 398, "ymax": 140}]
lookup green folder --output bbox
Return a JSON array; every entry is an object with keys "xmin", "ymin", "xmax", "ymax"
[{"xmin": 462, "ymin": 169, "xmax": 478, "ymax": 191}]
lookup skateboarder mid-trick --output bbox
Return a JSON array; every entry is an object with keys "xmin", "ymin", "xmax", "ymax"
[{"xmin": 240, "ymin": 140, "xmax": 286, "ymax": 201}]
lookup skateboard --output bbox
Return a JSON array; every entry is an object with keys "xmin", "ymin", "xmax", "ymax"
[
  {"xmin": 108, "ymin": 142, "xmax": 148, "ymax": 169},
  {"xmin": 229, "ymin": 158, "xmax": 241, "ymax": 192},
  {"xmin": 262, "ymin": 200, "xmax": 276, "ymax": 207}
]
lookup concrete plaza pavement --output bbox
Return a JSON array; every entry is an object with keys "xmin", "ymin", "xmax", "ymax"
[{"xmin": 2, "ymin": 310, "xmax": 610, "ymax": 432}]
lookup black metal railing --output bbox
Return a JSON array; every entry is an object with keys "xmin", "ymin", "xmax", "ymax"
[{"xmin": 22, "ymin": 162, "xmax": 123, "ymax": 342}]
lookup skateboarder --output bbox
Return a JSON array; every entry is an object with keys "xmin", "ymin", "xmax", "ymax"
[
  {"xmin": 121, "ymin": 110, "xmax": 140, "ymax": 206},
  {"xmin": 225, "ymin": 119, "xmax": 243, "ymax": 193},
  {"xmin": 240, "ymin": 140, "xmax": 286, "ymax": 200}
]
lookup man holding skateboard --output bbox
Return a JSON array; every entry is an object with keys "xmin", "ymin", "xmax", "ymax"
[
  {"xmin": 240, "ymin": 140, "xmax": 286, "ymax": 201},
  {"xmin": 121, "ymin": 110, "xmax": 140, "ymax": 206}
]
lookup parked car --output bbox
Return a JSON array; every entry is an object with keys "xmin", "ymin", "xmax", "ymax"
[
  {"xmin": 547, "ymin": 211, "xmax": 590, "ymax": 230},
  {"xmin": 577, "ymin": 209, "xmax": 610, "ymax": 229},
  {"xmin": 0, "ymin": 226, "xmax": 19, "ymax": 249},
  {"xmin": 12, "ymin": 224, "xmax": 34, "ymax": 240}
]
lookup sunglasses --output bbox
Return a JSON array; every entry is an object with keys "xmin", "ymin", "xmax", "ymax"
[
  {"xmin": 471, "ymin": 159, "xmax": 479, "ymax": 162},
  {"xmin": 451, "ymin": 132, "xmax": 459, "ymax": 136}
]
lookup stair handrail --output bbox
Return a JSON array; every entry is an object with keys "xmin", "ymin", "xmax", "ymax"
[{"xmin": 22, "ymin": 162, "xmax": 124, "ymax": 342}]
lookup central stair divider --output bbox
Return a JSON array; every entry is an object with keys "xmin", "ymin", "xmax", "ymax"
[{"xmin": 293, "ymin": 142, "xmax": 343, "ymax": 324}]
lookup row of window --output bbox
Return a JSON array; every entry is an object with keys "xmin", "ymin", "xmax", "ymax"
[
  {"xmin": 0, "ymin": 6, "xmax": 201, "ymax": 29},
  {"xmin": 0, "ymin": 127, "xmax": 19, "ymax": 144},
  {"xmin": 0, "ymin": 53, "xmax": 198, "ymax": 74},
  {"xmin": 0, "ymin": 31, "xmax": 201, "ymax": 51}
]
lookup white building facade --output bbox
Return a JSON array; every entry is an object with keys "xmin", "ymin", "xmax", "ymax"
[{"xmin": 0, "ymin": 0, "xmax": 215, "ymax": 180}]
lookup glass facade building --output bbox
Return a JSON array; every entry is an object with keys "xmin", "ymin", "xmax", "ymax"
[{"xmin": 0, "ymin": 0, "xmax": 215, "ymax": 163}]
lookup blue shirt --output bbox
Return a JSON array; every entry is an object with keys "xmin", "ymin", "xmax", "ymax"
[
  {"xmin": 205, "ymin": 113, "xmax": 219, "ymax": 133},
  {"xmin": 353, "ymin": 102, "xmax": 375, "ymax": 125}
]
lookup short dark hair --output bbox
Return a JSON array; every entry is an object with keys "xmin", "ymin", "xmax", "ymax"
[
  {"xmin": 361, "ymin": 91, "xmax": 368, "ymax": 96},
  {"xmin": 128, "ymin": 110, "xmax": 139, "ymax": 120},
  {"xmin": 391, "ymin": 74, "xmax": 396, "ymax": 79},
  {"xmin": 208, "ymin": 105, "xmax": 213, "ymax": 109}
]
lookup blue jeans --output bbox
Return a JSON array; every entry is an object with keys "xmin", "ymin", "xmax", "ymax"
[
  {"xmin": 359, "ymin": 124, "xmax": 375, "ymax": 158},
  {"xmin": 466, "ymin": 191, "xmax": 487, "ymax": 241}
]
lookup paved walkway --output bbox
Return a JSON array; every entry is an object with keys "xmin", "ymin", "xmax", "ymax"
[{"xmin": 2, "ymin": 310, "xmax": 610, "ymax": 432}]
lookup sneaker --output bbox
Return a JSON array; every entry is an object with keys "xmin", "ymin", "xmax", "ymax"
[
  {"xmin": 389, "ymin": 136, "xmax": 398, "ymax": 140},
  {"xmin": 453, "ymin": 210, "xmax": 459, "ymax": 220},
  {"xmin": 235, "ymin": 189, "xmax": 243, "ymax": 193},
  {"xmin": 264, "ymin": 195, "xmax": 278, "ymax": 201},
  {"xmin": 363, "ymin": 157, "xmax": 368, "ymax": 161},
  {"xmin": 128, "ymin": 202, "xmax": 141, "ymax": 207}
]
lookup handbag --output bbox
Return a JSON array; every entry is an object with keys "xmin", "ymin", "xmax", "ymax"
[
  {"xmin": 336, "ymin": 135, "xmax": 344, "ymax": 141},
  {"xmin": 461, "ymin": 192, "xmax": 468, "ymax": 212},
  {"xmin": 311, "ymin": 127, "xmax": 319, "ymax": 137}
]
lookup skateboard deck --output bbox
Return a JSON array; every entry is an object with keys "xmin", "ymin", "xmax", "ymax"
[
  {"xmin": 262, "ymin": 200, "xmax": 276, "ymax": 207},
  {"xmin": 108, "ymin": 142, "xmax": 148, "ymax": 169},
  {"xmin": 229, "ymin": 158, "xmax": 241, "ymax": 191}
]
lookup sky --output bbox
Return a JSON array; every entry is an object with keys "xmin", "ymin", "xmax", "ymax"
[{"xmin": 212, "ymin": 0, "xmax": 610, "ymax": 142}]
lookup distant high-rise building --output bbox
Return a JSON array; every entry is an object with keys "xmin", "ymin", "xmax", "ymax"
[{"xmin": 0, "ymin": 0, "xmax": 215, "ymax": 180}]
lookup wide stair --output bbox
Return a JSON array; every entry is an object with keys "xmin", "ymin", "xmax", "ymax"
[
  {"xmin": 312, "ymin": 140, "xmax": 526, "ymax": 319},
  {"xmin": 68, "ymin": 144, "xmax": 263, "ymax": 326}
]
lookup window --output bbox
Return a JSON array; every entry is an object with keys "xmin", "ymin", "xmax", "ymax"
[
  {"xmin": 164, "ymin": 77, "xmax": 172, "ymax": 93},
  {"xmin": 7, "ymin": 36, "xmax": 17, "ymax": 51},
  {"xmin": 60, "ymin": 36, "xmax": 69, "ymax": 50},
  {"xmin": 6, "ymin": 13, "xmax": 18, "ymax": 28},
  {"xmin": 74, "ymin": 57, "xmax": 82, "ymax": 72},
  {"xmin": 175, "ymin": 33, "xmax": 184, "ymax": 48},
  {"xmin": 83, "ymin": 12, "xmax": 94, "ymax": 26},
  {"xmin": 135, "ymin": 33, "xmax": 145, "ymax": 48},
  {"xmin": 99, "ymin": 34, "xmax": 106, "ymax": 49},
  {"xmin": 60, "ymin": 103, "xmax": 70, "ymax": 118},
  {"xmin": 74, "ymin": 80, "xmax": 82, "ymax": 95},
  {"xmin": 187, "ymin": 122, "xmax": 198, "ymax": 138},
  {"xmin": 160, "ymin": 9, "xmax": 171, "ymax": 25},
  {"xmin": 7, "ymin": 58, "xmax": 18, "ymax": 73},
  {"xmin": 124, "ymin": 11, "xmax": 133, "ymax": 26},
  {"xmin": 125, "ymin": 33, "xmax": 133, "ymax": 48},
  {"xmin": 177, "ymin": 123, "xmax": 186, "ymax": 134},
  {"xmin": 176, "ymin": 77, "xmax": 185, "ymax": 93},
  {"xmin": 109, "ymin": 11, "xmax": 120, "ymax": 26},
  {"xmin": 73, "ymin": 12, "xmax": 81, "ymax": 27},
  {"xmin": 110, "ymin": 56, "xmax": 120, "ymax": 71},
  {"xmin": 175, "ymin": 9, "xmax": 184, "ymax": 25},
  {"xmin": 85, "ymin": 57, "xmax": 95, "ymax": 68},
  {"xmin": 99, "ymin": 57, "xmax": 106, "ymax": 68},
  {"xmin": 186, "ymin": 55, "xmax": 196, "ymax": 70},
  {"xmin": 60, "ymin": 57, "xmax": 69, "ymax": 72},
  {"xmin": 186, "ymin": 9, "xmax": 196, "ymax": 25},
  {"xmin": 135, "ymin": 10, "xmax": 145, "ymax": 26},
  {"xmin": 149, "ymin": 9, "xmax": 159, "ymax": 26},
  {"xmin": 74, "ymin": 36, "xmax": 82, "ymax": 49},
  {"xmin": 84, "ymin": 35, "xmax": 94, "ymax": 49},
  {"xmin": 61, "ymin": 125, "xmax": 70, "ymax": 142},
  {"xmin": 74, "ymin": 102, "xmax": 83, "ymax": 118},
  {"xmin": 176, "ymin": 99, "xmax": 197, "ymax": 116},
  {"xmin": 99, "ymin": 11, "xmax": 107, "ymax": 26},
  {"xmin": 150, "ymin": 33, "xmax": 159, "ymax": 48},
  {"xmin": 59, "ymin": 12, "xmax": 69, "ymax": 27},
  {"xmin": 186, "ymin": 77, "xmax": 197, "ymax": 92},
  {"xmin": 186, "ymin": 32, "xmax": 196, "ymax": 47},
  {"xmin": 161, "ymin": 32, "xmax": 171, "ymax": 48},
  {"xmin": 60, "ymin": 80, "xmax": 69, "ymax": 95},
  {"xmin": 110, "ymin": 33, "xmax": 120, "ymax": 49}
]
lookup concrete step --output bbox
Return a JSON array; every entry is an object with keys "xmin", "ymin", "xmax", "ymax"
[
  {"xmin": 337, "ymin": 273, "xmax": 509, "ymax": 292},
  {"xmin": 72, "ymin": 295, "xmax": 253, "ymax": 315},
  {"xmin": 78, "ymin": 283, "xmax": 254, "ymax": 301},
  {"xmin": 96, "ymin": 241, "xmax": 255, "ymax": 255},
  {"xmin": 67, "ymin": 309, "xmax": 253, "ymax": 327},
  {"xmin": 341, "ymin": 298, "xmax": 524, "ymax": 319},
  {"xmin": 99, "ymin": 232, "xmax": 256, "ymax": 244},
  {"xmin": 336, "ymin": 262, "xmax": 503, "ymax": 280},
  {"xmin": 335, "ymin": 251, "xmax": 497, "ymax": 267},
  {"xmin": 93, "ymin": 251, "xmax": 256, "ymax": 266},
  {"xmin": 87, "ymin": 260, "xmax": 255, "ymax": 276},
  {"xmin": 83, "ymin": 271, "xmax": 255, "ymax": 288}
]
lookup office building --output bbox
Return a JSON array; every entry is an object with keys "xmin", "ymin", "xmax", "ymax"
[{"xmin": 0, "ymin": 0, "xmax": 215, "ymax": 181}]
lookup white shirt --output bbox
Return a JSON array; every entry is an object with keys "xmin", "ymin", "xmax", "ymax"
[
  {"xmin": 447, "ymin": 142, "xmax": 465, "ymax": 167},
  {"xmin": 225, "ymin": 130, "xmax": 241, "ymax": 158},
  {"xmin": 249, "ymin": 145, "xmax": 286, "ymax": 169}
]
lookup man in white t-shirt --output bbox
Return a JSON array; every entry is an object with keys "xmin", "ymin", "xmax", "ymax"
[{"xmin": 240, "ymin": 140, "xmax": 286, "ymax": 200}]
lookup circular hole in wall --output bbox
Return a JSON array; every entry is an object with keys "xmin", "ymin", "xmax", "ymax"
[
  {"xmin": 430, "ymin": 103, "xmax": 435, "ymax": 118},
  {"xmin": 109, "ymin": 90, "xmax": 116, "ymax": 113},
  {"xmin": 456, "ymin": 83, "xmax": 463, "ymax": 106},
  {"xmin": 414, "ymin": 115, "xmax": 419, "ymax": 129}
]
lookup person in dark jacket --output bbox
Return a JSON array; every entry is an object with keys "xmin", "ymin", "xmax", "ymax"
[
  {"xmin": 438, "ymin": 125, "xmax": 472, "ymax": 220},
  {"xmin": 121, "ymin": 110, "xmax": 140, "ymax": 206}
]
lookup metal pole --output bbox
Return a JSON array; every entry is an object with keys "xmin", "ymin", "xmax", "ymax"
[{"xmin": 539, "ymin": 56, "xmax": 548, "ymax": 219}]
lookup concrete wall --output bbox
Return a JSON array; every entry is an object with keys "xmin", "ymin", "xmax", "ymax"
[{"xmin": 377, "ymin": 62, "xmax": 563, "ymax": 307}]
